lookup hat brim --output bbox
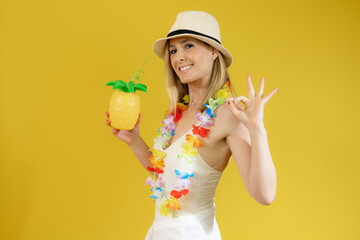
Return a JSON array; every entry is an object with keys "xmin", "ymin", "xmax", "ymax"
[{"xmin": 153, "ymin": 34, "xmax": 233, "ymax": 68}]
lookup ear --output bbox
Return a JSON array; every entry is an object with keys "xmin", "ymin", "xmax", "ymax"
[{"xmin": 211, "ymin": 48, "xmax": 219, "ymax": 61}]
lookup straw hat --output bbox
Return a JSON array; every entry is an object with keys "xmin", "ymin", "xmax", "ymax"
[{"xmin": 153, "ymin": 11, "xmax": 233, "ymax": 68}]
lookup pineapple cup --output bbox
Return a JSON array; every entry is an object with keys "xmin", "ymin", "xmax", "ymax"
[
  {"xmin": 106, "ymin": 59, "xmax": 148, "ymax": 130},
  {"xmin": 108, "ymin": 90, "xmax": 141, "ymax": 130}
]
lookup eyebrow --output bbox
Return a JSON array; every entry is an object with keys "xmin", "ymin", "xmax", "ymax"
[{"xmin": 169, "ymin": 39, "xmax": 193, "ymax": 48}]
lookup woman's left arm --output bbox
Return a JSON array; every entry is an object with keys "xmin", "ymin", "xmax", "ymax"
[{"xmin": 227, "ymin": 75, "xmax": 278, "ymax": 205}]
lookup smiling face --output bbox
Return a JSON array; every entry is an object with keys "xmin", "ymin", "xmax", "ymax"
[{"xmin": 168, "ymin": 37, "xmax": 218, "ymax": 85}]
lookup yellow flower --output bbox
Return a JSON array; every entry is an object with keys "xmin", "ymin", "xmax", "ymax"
[
  {"xmin": 185, "ymin": 134, "xmax": 203, "ymax": 147},
  {"xmin": 152, "ymin": 149, "xmax": 167, "ymax": 159},
  {"xmin": 183, "ymin": 95, "xmax": 190, "ymax": 104},
  {"xmin": 177, "ymin": 102, "xmax": 188, "ymax": 111},
  {"xmin": 181, "ymin": 142, "xmax": 198, "ymax": 157},
  {"xmin": 214, "ymin": 89, "xmax": 231, "ymax": 100},
  {"xmin": 224, "ymin": 81, "xmax": 232, "ymax": 93},
  {"xmin": 149, "ymin": 155, "xmax": 165, "ymax": 169},
  {"xmin": 158, "ymin": 198, "xmax": 171, "ymax": 216},
  {"xmin": 166, "ymin": 196, "xmax": 181, "ymax": 210}
]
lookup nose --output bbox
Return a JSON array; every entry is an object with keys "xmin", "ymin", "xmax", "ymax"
[{"xmin": 174, "ymin": 49, "xmax": 185, "ymax": 62}]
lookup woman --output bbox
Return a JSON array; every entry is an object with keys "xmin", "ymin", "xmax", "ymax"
[{"xmin": 106, "ymin": 11, "xmax": 278, "ymax": 240}]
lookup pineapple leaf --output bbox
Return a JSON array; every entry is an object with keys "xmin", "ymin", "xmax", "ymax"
[
  {"xmin": 106, "ymin": 81, "xmax": 116, "ymax": 86},
  {"xmin": 134, "ymin": 83, "xmax": 147, "ymax": 93},
  {"xmin": 112, "ymin": 83, "xmax": 122, "ymax": 90},
  {"xmin": 115, "ymin": 80, "xmax": 127, "ymax": 86},
  {"xmin": 106, "ymin": 58, "xmax": 149, "ymax": 93},
  {"xmin": 120, "ymin": 85, "xmax": 133, "ymax": 93},
  {"xmin": 110, "ymin": 80, "xmax": 127, "ymax": 90},
  {"xmin": 127, "ymin": 81, "xmax": 135, "ymax": 87}
]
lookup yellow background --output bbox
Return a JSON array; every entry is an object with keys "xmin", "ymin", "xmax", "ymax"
[{"xmin": 1, "ymin": 0, "xmax": 359, "ymax": 239}]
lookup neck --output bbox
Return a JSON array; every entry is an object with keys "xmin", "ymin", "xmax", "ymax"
[{"xmin": 187, "ymin": 81, "xmax": 209, "ymax": 111}]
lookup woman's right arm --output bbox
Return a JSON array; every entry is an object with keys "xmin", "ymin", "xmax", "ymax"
[
  {"xmin": 105, "ymin": 111, "xmax": 153, "ymax": 174},
  {"xmin": 127, "ymin": 132, "xmax": 153, "ymax": 172}
]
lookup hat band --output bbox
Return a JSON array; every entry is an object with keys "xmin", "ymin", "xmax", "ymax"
[{"xmin": 167, "ymin": 29, "xmax": 221, "ymax": 45}]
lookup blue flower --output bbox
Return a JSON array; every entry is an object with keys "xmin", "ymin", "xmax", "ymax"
[
  {"xmin": 203, "ymin": 103, "xmax": 215, "ymax": 118},
  {"xmin": 150, "ymin": 187, "xmax": 164, "ymax": 202},
  {"xmin": 175, "ymin": 169, "xmax": 194, "ymax": 179}
]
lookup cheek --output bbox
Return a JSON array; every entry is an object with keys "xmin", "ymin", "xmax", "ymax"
[
  {"xmin": 170, "ymin": 57, "xmax": 177, "ymax": 71},
  {"xmin": 188, "ymin": 50, "xmax": 200, "ymax": 61},
  {"xmin": 193, "ymin": 53, "xmax": 211, "ymax": 71},
  {"xmin": 192, "ymin": 49, "xmax": 210, "ymax": 63}
]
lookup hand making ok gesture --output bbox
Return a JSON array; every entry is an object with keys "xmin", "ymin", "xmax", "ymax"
[{"xmin": 228, "ymin": 75, "xmax": 278, "ymax": 130}]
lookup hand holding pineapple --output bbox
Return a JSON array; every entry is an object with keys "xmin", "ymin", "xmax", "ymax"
[{"xmin": 105, "ymin": 110, "xmax": 143, "ymax": 145}]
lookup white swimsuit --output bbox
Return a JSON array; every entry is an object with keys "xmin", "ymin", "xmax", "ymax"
[{"xmin": 145, "ymin": 124, "xmax": 224, "ymax": 240}]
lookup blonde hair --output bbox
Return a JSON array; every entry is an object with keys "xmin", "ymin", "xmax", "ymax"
[{"xmin": 163, "ymin": 39, "xmax": 236, "ymax": 115}]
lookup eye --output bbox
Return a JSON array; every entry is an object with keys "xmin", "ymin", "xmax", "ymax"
[
  {"xmin": 170, "ymin": 49, "xmax": 176, "ymax": 55},
  {"xmin": 185, "ymin": 44, "xmax": 193, "ymax": 49}
]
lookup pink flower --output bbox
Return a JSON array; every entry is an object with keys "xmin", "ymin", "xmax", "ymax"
[{"xmin": 196, "ymin": 112, "xmax": 214, "ymax": 127}]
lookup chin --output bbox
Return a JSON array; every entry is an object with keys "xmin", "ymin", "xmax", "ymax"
[{"xmin": 178, "ymin": 76, "xmax": 197, "ymax": 85}]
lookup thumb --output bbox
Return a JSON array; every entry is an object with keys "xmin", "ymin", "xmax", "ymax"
[
  {"xmin": 134, "ymin": 113, "xmax": 143, "ymax": 128},
  {"xmin": 228, "ymin": 101, "xmax": 245, "ymax": 121}
]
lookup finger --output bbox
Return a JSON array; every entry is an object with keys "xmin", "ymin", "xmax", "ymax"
[
  {"xmin": 247, "ymin": 74, "xmax": 255, "ymax": 98},
  {"xmin": 237, "ymin": 103, "xmax": 245, "ymax": 111},
  {"xmin": 258, "ymin": 77, "xmax": 265, "ymax": 98},
  {"xmin": 228, "ymin": 101, "xmax": 244, "ymax": 119},
  {"xmin": 228, "ymin": 100, "xmax": 241, "ymax": 114},
  {"xmin": 112, "ymin": 127, "xmax": 121, "ymax": 135},
  {"xmin": 106, "ymin": 111, "xmax": 109, "ymax": 117},
  {"xmin": 106, "ymin": 119, "xmax": 111, "ymax": 126},
  {"xmin": 135, "ymin": 113, "xmax": 142, "ymax": 127},
  {"xmin": 234, "ymin": 95, "xmax": 248, "ymax": 108},
  {"xmin": 231, "ymin": 101, "xmax": 245, "ymax": 111},
  {"xmin": 263, "ymin": 88, "xmax": 278, "ymax": 104}
]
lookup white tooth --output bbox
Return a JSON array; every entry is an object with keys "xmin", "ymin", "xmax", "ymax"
[{"xmin": 180, "ymin": 65, "xmax": 192, "ymax": 71}]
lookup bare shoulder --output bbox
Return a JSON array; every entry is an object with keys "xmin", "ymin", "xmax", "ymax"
[{"xmin": 215, "ymin": 102, "xmax": 251, "ymax": 144}]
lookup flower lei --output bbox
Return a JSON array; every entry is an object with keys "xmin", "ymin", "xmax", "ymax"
[{"xmin": 145, "ymin": 81, "xmax": 232, "ymax": 217}]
